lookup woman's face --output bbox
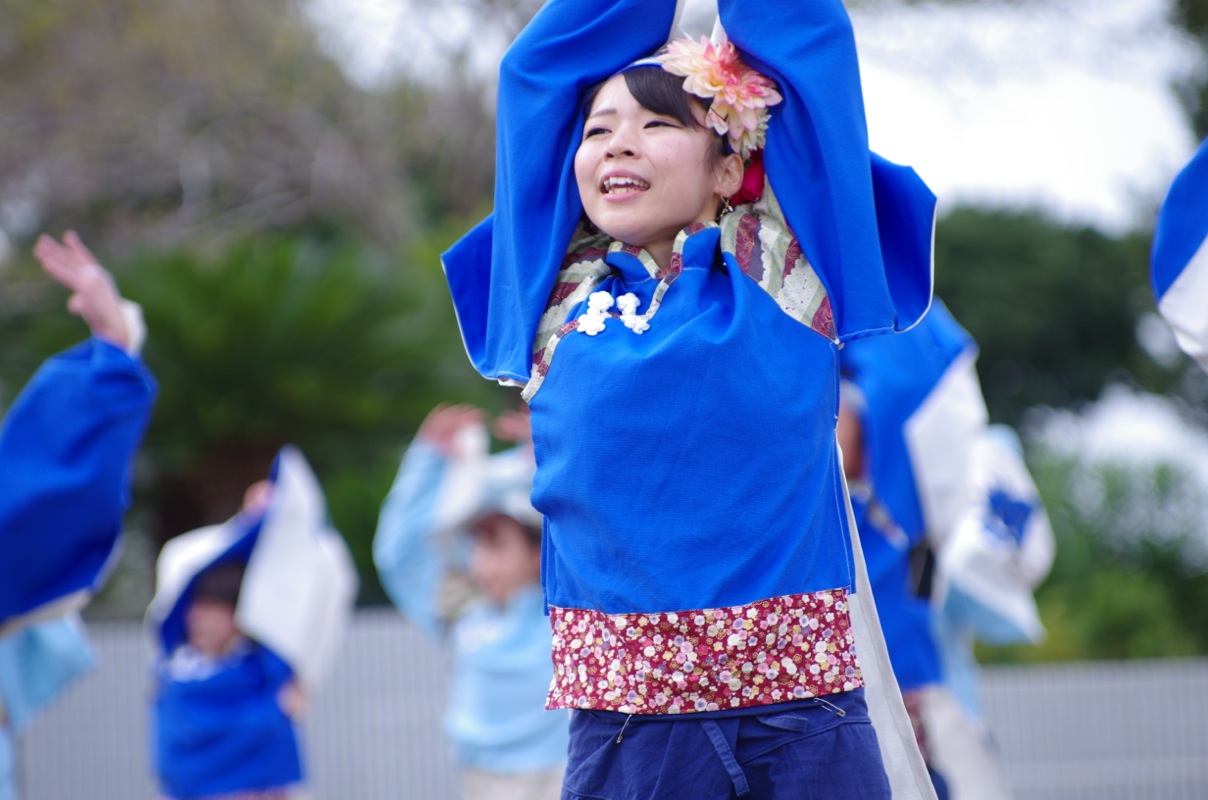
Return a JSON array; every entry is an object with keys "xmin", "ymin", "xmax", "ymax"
[{"xmin": 574, "ymin": 74, "xmax": 741, "ymax": 264}]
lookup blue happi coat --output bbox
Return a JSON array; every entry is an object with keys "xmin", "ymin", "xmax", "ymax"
[
  {"xmin": 444, "ymin": 0, "xmax": 934, "ymax": 619},
  {"xmin": 840, "ymin": 301, "xmax": 979, "ymax": 691}
]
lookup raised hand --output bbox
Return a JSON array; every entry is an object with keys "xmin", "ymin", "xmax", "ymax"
[
  {"xmin": 33, "ymin": 230, "xmax": 130, "ymax": 350},
  {"xmin": 492, "ymin": 406, "xmax": 532, "ymax": 445},
  {"xmin": 416, "ymin": 403, "xmax": 486, "ymax": 458}
]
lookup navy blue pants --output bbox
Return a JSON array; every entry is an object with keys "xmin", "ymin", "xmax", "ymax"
[{"xmin": 560, "ymin": 689, "xmax": 891, "ymax": 799}]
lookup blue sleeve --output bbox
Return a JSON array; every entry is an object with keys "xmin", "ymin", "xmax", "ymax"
[
  {"xmin": 0, "ymin": 338, "xmax": 156, "ymax": 629},
  {"xmin": 1150, "ymin": 138, "xmax": 1208, "ymax": 369},
  {"xmin": 372, "ymin": 440, "xmax": 454, "ymax": 639},
  {"xmin": 719, "ymin": 0, "xmax": 935, "ymax": 340},
  {"xmin": 442, "ymin": 0, "xmax": 681, "ymax": 383},
  {"xmin": 0, "ymin": 617, "xmax": 94, "ymax": 734}
]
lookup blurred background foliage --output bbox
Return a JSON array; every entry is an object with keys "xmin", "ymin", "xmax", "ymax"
[
  {"xmin": 1, "ymin": 0, "xmax": 1207, "ymax": 654},
  {"xmin": 982, "ymin": 455, "xmax": 1208, "ymax": 662},
  {"xmin": 933, "ymin": 210, "xmax": 1167, "ymax": 425}
]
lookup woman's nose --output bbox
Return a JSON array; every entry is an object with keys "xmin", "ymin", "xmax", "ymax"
[{"xmin": 605, "ymin": 126, "xmax": 637, "ymax": 158}]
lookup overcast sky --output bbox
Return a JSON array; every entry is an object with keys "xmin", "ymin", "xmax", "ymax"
[{"xmin": 851, "ymin": 0, "xmax": 1202, "ymax": 233}]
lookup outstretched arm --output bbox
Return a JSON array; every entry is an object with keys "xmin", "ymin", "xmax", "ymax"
[
  {"xmin": 373, "ymin": 405, "xmax": 486, "ymax": 639},
  {"xmin": 0, "ymin": 236, "xmax": 155, "ymax": 633}
]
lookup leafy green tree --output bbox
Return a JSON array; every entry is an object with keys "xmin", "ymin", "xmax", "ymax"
[
  {"xmin": 0, "ymin": 0, "xmax": 496, "ymax": 253},
  {"xmin": 1172, "ymin": 0, "xmax": 1208, "ymax": 139},
  {"xmin": 934, "ymin": 208, "xmax": 1176, "ymax": 425}
]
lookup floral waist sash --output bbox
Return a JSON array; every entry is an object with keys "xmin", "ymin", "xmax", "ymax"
[{"xmin": 546, "ymin": 589, "xmax": 862, "ymax": 715}]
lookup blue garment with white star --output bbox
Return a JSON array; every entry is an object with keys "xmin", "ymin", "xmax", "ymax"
[{"xmin": 153, "ymin": 641, "xmax": 302, "ymax": 798}]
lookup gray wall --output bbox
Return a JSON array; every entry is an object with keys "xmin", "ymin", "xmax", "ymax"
[{"xmin": 13, "ymin": 609, "xmax": 1208, "ymax": 799}]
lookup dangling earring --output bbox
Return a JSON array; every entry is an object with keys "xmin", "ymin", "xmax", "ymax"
[{"xmin": 717, "ymin": 197, "xmax": 734, "ymax": 221}]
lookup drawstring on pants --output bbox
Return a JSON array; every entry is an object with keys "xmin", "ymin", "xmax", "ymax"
[{"xmin": 701, "ymin": 720, "xmax": 751, "ymax": 797}]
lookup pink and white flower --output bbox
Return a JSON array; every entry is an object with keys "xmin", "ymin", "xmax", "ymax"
[{"xmin": 657, "ymin": 35, "xmax": 783, "ymax": 159}]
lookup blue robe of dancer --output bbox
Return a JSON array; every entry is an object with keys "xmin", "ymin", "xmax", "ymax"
[
  {"xmin": 153, "ymin": 640, "xmax": 302, "ymax": 798},
  {"xmin": 442, "ymin": 0, "xmax": 936, "ymax": 620},
  {"xmin": 840, "ymin": 302, "xmax": 978, "ymax": 691}
]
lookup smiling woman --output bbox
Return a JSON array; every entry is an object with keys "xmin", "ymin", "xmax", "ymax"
[
  {"xmin": 574, "ymin": 68, "xmax": 743, "ymax": 269},
  {"xmin": 441, "ymin": 0, "xmax": 941, "ymax": 797},
  {"xmin": 575, "ymin": 67, "xmax": 744, "ymax": 268}
]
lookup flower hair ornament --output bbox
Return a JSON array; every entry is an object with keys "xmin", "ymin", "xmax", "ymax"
[{"xmin": 654, "ymin": 33, "xmax": 783, "ymax": 161}]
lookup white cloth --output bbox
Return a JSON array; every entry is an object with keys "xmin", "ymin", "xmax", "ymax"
[{"xmin": 147, "ymin": 447, "xmax": 358, "ymax": 693}]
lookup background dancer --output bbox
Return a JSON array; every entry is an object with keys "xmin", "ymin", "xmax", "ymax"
[
  {"xmin": 375, "ymin": 401, "xmax": 567, "ymax": 800},
  {"xmin": 1, "ymin": 232, "xmax": 155, "ymax": 800}
]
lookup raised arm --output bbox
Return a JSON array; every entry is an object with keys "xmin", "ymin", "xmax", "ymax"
[
  {"xmin": 720, "ymin": 0, "xmax": 935, "ymax": 339},
  {"xmin": 443, "ymin": 0, "xmax": 683, "ymax": 383},
  {"xmin": 0, "ymin": 234, "xmax": 155, "ymax": 633},
  {"xmin": 373, "ymin": 405, "xmax": 486, "ymax": 639}
]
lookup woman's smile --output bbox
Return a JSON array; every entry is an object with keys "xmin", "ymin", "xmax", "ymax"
[{"xmin": 600, "ymin": 170, "xmax": 651, "ymax": 198}]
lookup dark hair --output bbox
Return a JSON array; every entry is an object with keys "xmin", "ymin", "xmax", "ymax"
[
  {"xmin": 192, "ymin": 560, "xmax": 246, "ymax": 607},
  {"xmin": 469, "ymin": 512, "xmax": 542, "ymax": 552},
  {"xmin": 582, "ymin": 66, "xmax": 727, "ymax": 156}
]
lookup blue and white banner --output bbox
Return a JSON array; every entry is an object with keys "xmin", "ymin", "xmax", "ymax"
[
  {"xmin": 1152, "ymin": 138, "xmax": 1208, "ymax": 371},
  {"xmin": 939, "ymin": 425, "xmax": 1054, "ymax": 647}
]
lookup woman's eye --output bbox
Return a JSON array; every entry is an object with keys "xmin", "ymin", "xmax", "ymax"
[
  {"xmin": 644, "ymin": 119, "xmax": 677, "ymax": 129},
  {"xmin": 584, "ymin": 126, "xmax": 608, "ymax": 138}
]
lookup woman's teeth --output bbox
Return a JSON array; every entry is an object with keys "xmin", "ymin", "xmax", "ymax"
[{"xmin": 603, "ymin": 176, "xmax": 650, "ymax": 194}]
